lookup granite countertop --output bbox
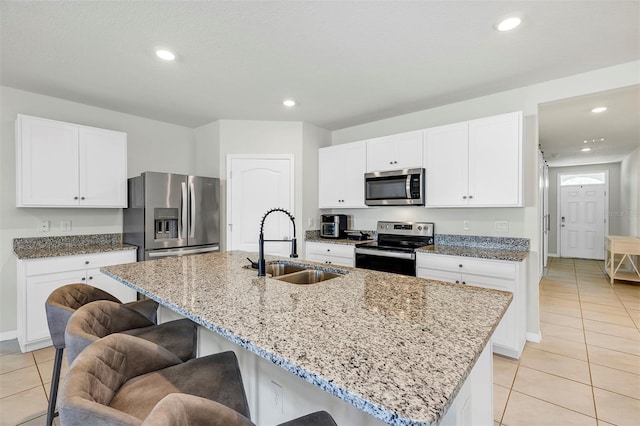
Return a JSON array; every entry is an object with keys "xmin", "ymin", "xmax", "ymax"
[
  {"xmin": 13, "ymin": 234, "xmax": 137, "ymax": 259},
  {"xmin": 102, "ymin": 250, "xmax": 512, "ymax": 426},
  {"xmin": 305, "ymin": 237, "xmax": 374, "ymax": 246},
  {"xmin": 416, "ymin": 245, "xmax": 529, "ymax": 262}
]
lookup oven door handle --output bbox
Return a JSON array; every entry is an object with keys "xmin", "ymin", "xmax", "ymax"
[{"xmin": 355, "ymin": 247, "xmax": 415, "ymax": 260}]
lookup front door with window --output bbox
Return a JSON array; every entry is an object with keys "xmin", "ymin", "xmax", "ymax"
[{"xmin": 560, "ymin": 184, "xmax": 606, "ymax": 260}]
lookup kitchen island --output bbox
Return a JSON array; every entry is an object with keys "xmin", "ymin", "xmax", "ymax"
[{"xmin": 102, "ymin": 250, "xmax": 512, "ymax": 426}]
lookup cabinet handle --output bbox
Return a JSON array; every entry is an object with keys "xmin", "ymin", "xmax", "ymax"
[
  {"xmin": 458, "ymin": 264, "xmax": 463, "ymax": 268},
  {"xmin": 468, "ymin": 195, "xmax": 473, "ymax": 199},
  {"xmin": 74, "ymin": 196, "xmax": 79, "ymax": 200},
  {"xmin": 394, "ymin": 161, "xmax": 397, "ymax": 164},
  {"xmin": 462, "ymin": 281, "xmax": 466, "ymax": 285},
  {"xmin": 462, "ymin": 196, "xmax": 467, "ymax": 199},
  {"xmin": 389, "ymin": 161, "xmax": 393, "ymax": 164},
  {"xmin": 81, "ymin": 196, "xmax": 85, "ymax": 200},
  {"xmin": 456, "ymin": 280, "xmax": 460, "ymax": 284},
  {"xmin": 85, "ymin": 261, "xmax": 90, "ymax": 265},
  {"xmin": 88, "ymin": 276, "xmax": 93, "ymax": 280},
  {"xmin": 81, "ymin": 277, "xmax": 86, "ymax": 281}
]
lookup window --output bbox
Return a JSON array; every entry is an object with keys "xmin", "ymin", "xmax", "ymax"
[{"xmin": 560, "ymin": 172, "xmax": 606, "ymax": 186}]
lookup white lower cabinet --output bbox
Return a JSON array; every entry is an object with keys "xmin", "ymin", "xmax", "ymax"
[
  {"xmin": 16, "ymin": 250, "xmax": 137, "ymax": 352},
  {"xmin": 417, "ymin": 252, "xmax": 527, "ymax": 359},
  {"xmin": 305, "ymin": 242, "xmax": 354, "ymax": 267}
]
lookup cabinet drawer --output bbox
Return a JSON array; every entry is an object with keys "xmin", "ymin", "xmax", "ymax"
[
  {"xmin": 307, "ymin": 253, "xmax": 354, "ymax": 267},
  {"xmin": 417, "ymin": 253, "xmax": 516, "ymax": 279},
  {"xmin": 417, "ymin": 267, "xmax": 461, "ymax": 283},
  {"xmin": 24, "ymin": 250, "xmax": 135, "ymax": 276},
  {"xmin": 306, "ymin": 243, "xmax": 355, "ymax": 258}
]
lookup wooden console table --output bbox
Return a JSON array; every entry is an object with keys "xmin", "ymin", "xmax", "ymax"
[{"xmin": 605, "ymin": 236, "xmax": 640, "ymax": 284}]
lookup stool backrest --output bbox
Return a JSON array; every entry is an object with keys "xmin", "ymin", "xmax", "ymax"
[
  {"xmin": 65, "ymin": 300, "xmax": 154, "ymax": 364},
  {"xmin": 45, "ymin": 284, "xmax": 121, "ymax": 348}
]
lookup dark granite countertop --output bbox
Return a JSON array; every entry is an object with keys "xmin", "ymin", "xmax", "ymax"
[
  {"xmin": 416, "ymin": 245, "xmax": 529, "ymax": 262},
  {"xmin": 13, "ymin": 234, "xmax": 136, "ymax": 259}
]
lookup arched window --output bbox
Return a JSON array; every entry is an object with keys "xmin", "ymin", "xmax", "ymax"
[{"xmin": 560, "ymin": 172, "xmax": 606, "ymax": 186}]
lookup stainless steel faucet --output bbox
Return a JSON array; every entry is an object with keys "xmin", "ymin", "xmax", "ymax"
[{"xmin": 258, "ymin": 208, "xmax": 298, "ymax": 276}]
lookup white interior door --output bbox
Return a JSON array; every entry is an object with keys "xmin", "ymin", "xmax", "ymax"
[
  {"xmin": 227, "ymin": 155, "xmax": 294, "ymax": 257},
  {"xmin": 560, "ymin": 184, "xmax": 606, "ymax": 260}
]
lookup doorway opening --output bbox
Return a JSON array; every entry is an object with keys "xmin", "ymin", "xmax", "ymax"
[{"xmin": 558, "ymin": 171, "xmax": 609, "ymax": 260}]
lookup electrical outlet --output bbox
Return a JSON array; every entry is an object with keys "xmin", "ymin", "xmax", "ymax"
[
  {"xmin": 61, "ymin": 219, "xmax": 72, "ymax": 232},
  {"xmin": 463, "ymin": 220, "xmax": 469, "ymax": 230},
  {"xmin": 39, "ymin": 219, "xmax": 50, "ymax": 232},
  {"xmin": 307, "ymin": 217, "xmax": 314, "ymax": 228},
  {"xmin": 271, "ymin": 381, "xmax": 283, "ymax": 414}
]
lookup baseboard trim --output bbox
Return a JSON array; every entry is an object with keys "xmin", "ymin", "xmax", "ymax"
[
  {"xmin": 0, "ymin": 330, "xmax": 17, "ymax": 341},
  {"xmin": 526, "ymin": 331, "xmax": 542, "ymax": 343},
  {"xmin": 548, "ymin": 253, "xmax": 559, "ymax": 258}
]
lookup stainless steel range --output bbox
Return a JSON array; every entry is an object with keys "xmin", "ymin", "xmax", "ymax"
[{"xmin": 355, "ymin": 221, "xmax": 434, "ymax": 276}]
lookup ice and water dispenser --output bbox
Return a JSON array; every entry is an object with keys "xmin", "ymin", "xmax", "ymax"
[{"xmin": 154, "ymin": 208, "xmax": 179, "ymax": 239}]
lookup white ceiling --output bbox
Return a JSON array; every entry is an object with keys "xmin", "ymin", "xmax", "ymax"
[{"xmin": 1, "ymin": 1, "xmax": 638, "ymax": 165}]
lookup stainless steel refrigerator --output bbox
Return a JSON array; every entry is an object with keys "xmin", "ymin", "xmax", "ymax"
[{"xmin": 123, "ymin": 172, "xmax": 220, "ymax": 261}]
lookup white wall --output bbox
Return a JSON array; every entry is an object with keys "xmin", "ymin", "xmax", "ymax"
[
  {"xmin": 620, "ymin": 146, "xmax": 640, "ymax": 237},
  {"xmin": 330, "ymin": 61, "xmax": 640, "ymax": 339},
  {"xmin": 548, "ymin": 162, "xmax": 622, "ymax": 255},
  {"xmin": 0, "ymin": 86, "xmax": 195, "ymax": 336}
]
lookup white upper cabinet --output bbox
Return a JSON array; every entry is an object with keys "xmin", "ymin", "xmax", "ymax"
[
  {"xmin": 319, "ymin": 141, "xmax": 367, "ymax": 208},
  {"xmin": 424, "ymin": 111, "xmax": 523, "ymax": 207},
  {"xmin": 366, "ymin": 130, "xmax": 423, "ymax": 172},
  {"xmin": 16, "ymin": 114, "xmax": 127, "ymax": 208}
]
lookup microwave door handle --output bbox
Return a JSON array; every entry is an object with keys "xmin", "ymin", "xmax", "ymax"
[
  {"xmin": 189, "ymin": 181, "xmax": 196, "ymax": 238},
  {"xmin": 181, "ymin": 182, "xmax": 188, "ymax": 239},
  {"xmin": 406, "ymin": 175, "xmax": 412, "ymax": 198}
]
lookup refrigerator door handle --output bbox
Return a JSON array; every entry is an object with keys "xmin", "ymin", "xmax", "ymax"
[
  {"xmin": 181, "ymin": 182, "xmax": 188, "ymax": 239},
  {"xmin": 189, "ymin": 181, "xmax": 196, "ymax": 238},
  {"xmin": 147, "ymin": 245, "xmax": 220, "ymax": 258}
]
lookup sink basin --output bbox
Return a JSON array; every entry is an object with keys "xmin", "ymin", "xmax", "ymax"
[
  {"xmin": 265, "ymin": 263, "xmax": 307, "ymax": 277},
  {"xmin": 275, "ymin": 269, "xmax": 342, "ymax": 285}
]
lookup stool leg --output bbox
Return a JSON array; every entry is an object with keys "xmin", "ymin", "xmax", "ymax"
[{"xmin": 46, "ymin": 347, "xmax": 64, "ymax": 426}]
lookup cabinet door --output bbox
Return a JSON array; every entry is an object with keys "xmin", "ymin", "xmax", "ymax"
[
  {"xmin": 424, "ymin": 123, "xmax": 469, "ymax": 207},
  {"xmin": 366, "ymin": 131, "xmax": 422, "ymax": 172},
  {"xmin": 86, "ymin": 268, "xmax": 136, "ymax": 302},
  {"xmin": 417, "ymin": 267, "xmax": 462, "ymax": 283},
  {"xmin": 319, "ymin": 142, "xmax": 367, "ymax": 208},
  {"xmin": 26, "ymin": 270, "xmax": 85, "ymax": 343},
  {"xmin": 79, "ymin": 127, "xmax": 128, "ymax": 207},
  {"xmin": 17, "ymin": 115, "xmax": 80, "ymax": 206},
  {"xmin": 468, "ymin": 112, "xmax": 522, "ymax": 206}
]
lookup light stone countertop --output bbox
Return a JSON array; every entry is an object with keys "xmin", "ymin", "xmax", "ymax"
[
  {"xmin": 102, "ymin": 250, "xmax": 512, "ymax": 426},
  {"xmin": 415, "ymin": 245, "xmax": 529, "ymax": 262}
]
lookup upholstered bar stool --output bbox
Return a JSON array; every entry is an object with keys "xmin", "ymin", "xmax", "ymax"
[
  {"xmin": 59, "ymin": 333, "xmax": 250, "ymax": 426},
  {"xmin": 64, "ymin": 299, "xmax": 197, "ymax": 365},
  {"xmin": 145, "ymin": 393, "xmax": 338, "ymax": 426},
  {"xmin": 44, "ymin": 283, "xmax": 158, "ymax": 426}
]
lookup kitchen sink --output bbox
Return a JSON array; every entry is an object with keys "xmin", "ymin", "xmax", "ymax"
[
  {"xmin": 264, "ymin": 262, "xmax": 307, "ymax": 277},
  {"xmin": 245, "ymin": 260, "xmax": 345, "ymax": 284},
  {"xmin": 274, "ymin": 269, "xmax": 342, "ymax": 285}
]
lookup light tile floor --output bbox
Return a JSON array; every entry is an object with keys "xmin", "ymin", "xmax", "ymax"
[
  {"xmin": 0, "ymin": 258, "xmax": 638, "ymax": 425},
  {"xmin": 494, "ymin": 257, "xmax": 640, "ymax": 426}
]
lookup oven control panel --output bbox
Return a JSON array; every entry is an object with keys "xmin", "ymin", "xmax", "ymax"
[{"xmin": 377, "ymin": 221, "xmax": 434, "ymax": 237}]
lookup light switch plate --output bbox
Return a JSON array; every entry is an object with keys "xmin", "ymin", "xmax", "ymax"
[
  {"xmin": 495, "ymin": 220, "xmax": 509, "ymax": 232},
  {"xmin": 61, "ymin": 220, "xmax": 72, "ymax": 232}
]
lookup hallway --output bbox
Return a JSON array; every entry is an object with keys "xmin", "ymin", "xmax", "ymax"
[{"xmin": 494, "ymin": 257, "xmax": 640, "ymax": 425}]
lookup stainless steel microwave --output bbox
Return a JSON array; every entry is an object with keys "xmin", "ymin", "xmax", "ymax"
[{"xmin": 364, "ymin": 168, "xmax": 425, "ymax": 206}]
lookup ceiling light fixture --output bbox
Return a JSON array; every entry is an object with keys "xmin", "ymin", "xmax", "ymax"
[
  {"xmin": 283, "ymin": 99, "xmax": 296, "ymax": 107},
  {"xmin": 581, "ymin": 147, "xmax": 592, "ymax": 152},
  {"xmin": 496, "ymin": 17, "xmax": 522, "ymax": 32},
  {"xmin": 583, "ymin": 138, "xmax": 605, "ymax": 143},
  {"xmin": 156, "ymin": 49, "xmax": 176, "ymax": 61},
  {"xmin": 591, "ymin": 106, "xmax": 607, "ymax": 113}
]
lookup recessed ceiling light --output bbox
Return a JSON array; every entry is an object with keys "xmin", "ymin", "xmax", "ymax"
[
  {"xmin": 591, "ymin": 106, "xmax": 607, "ymax": 113},
  {"xmin": 496, "ymin": 17, "xmax": 522, "ymax": 32},
  {"xmin": 156, "ymin": 49, "xmax": 176, "ymax": 61},
  {"xmin": 581, "ymin": 147, "xmax": 592, "ymax": 152},
  {"xmin": 283, "ymin": 99, "xmax": 296, "ymax": 107}
]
